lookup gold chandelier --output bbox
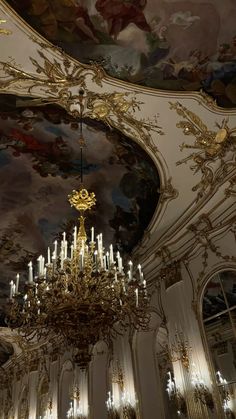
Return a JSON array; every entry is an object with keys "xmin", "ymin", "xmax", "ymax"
[{"xmin": 6, "ymin": 105, "xmax": 150, "ymax": 367}]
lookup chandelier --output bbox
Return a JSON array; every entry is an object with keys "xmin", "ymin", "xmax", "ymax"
[{"xmin": 6, "ymin": 99, "xmax": 150, "ymax": 367}]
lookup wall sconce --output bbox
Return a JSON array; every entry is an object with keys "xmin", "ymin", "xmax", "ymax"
[
  {"xmin": 106, "ymin": 392, "xmax": 120, "ymax": 419},
  {"xmin": 39, "ymin": 397, "xmax": 53, "ymax": 419},
  {"xmin": 106, "ymin": 361, "xmax": 137, "ymax": 419},
  {"xmin": 191, "ymin": 369, "xmax": 214, "ymax": 412},
  {"xmin": 106, "ymin": 392, "xmax": 137, "ymax": 419},
  {"xmin": 169, "ymin": 330, "xmax": 191, "ymax": 371},
  {"xmin": 216, "ymin": 371, "xmax": 233, "ymax": 417},
  {"xmin": 67, "ymin": 385, "xmax": 87, "ymax": 419},
  {"xmin": 166, "ymin": 371, "xmax": 187, "ymax": 417},
  {"xmin": 121, "ymin": 391, "xmax": 137, "ymax": 419}
]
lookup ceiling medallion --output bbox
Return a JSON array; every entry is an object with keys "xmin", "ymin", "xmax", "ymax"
[{"xmin": 5, "ymin": 93, "xmax": 150, "ymax": 368}]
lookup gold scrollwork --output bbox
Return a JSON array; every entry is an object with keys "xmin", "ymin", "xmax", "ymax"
[
  {"xmin": 0, "ymin": 19, "xmax": 12, "ymax": 36},
  {"xmin": 170, "ymin": 101, "xmax": 236, "ymax": 200},
  {"xmin": 160, "ymin": 260, "xmax": 182, "ymax": 290},
  {"xmin": 0, "ymin": 47, "xmax": 163, "ymax": 156},
  {"xmin": 198, "ymin": 89, "xmax": 218, "ymax": 110},
  {"xmin": 158, "ymin": 177, "xmax": 179, "ymax": 204},
  {"xmin": 0, "ymin": 51, "xmax": 88, "ymax": 92},
  {"xmin": 225, "ymin": 175, "xmax": 236, "ymax": 197},
  {"xmin": 85, "ymin": 91, "xmax": 163, "ymax": 155},
  {"xmin": 187, "ymin": 213, "xmax": 236, "ymax": 283}
]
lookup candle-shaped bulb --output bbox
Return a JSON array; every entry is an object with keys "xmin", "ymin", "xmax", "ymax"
[
  {"xmin": 54, "ymin": 240, "xmax": 58, "ymax": 258},
  {"xmin": 47, "ymin": 247, "xmax": 51, "ymax": 264},
  {"xmin": 70, "ymin": 244, "xmax": 74, "ymax": 260},
  {"xmin": 135, "ymin": 288, "xmax": 138, "ymax": 307},
  {"xmin": 16, "ymin": 273, "xmax": 20, "ymax": 293},
  {"xmin": 65, "ymin": 241, "xmax": 68, "ymax": 259},
  {"xmin": 91, "ymin": 226, "xmax": 94, "ymax": 243},
  {"xmin": 109, "ymin": 244, "xmax": 114, "ymax": 264},
  {"xmin": 73, "ymin": 226, "xmax": 77, "ymax": 249},
  {"xmin": 37, "ymin": 255, "xmax": 42, "ymax": 276},
  {"xmin": 137, "ymin": 264, "xmax": 142, "ymax": 280},
  {"xmin": 9, "ymin": 280, "xmax": 14, "ymax": 299},
  {"xmin": 128, "ymin": 260, "xmax": 133, "ymax": 280},
  {"xmin": 28, "ymin": 261, "xmax": 33, "ymax": 283}
]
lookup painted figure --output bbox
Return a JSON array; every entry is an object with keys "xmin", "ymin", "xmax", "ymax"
[{"xmin": 95, "ymin": 0, "xmax": 151, "ymax": 38}]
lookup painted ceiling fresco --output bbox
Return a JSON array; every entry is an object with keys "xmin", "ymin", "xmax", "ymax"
[
  {"xmin": 0, "ymin": 94, "xmax": 160, "ymax": 320},
  {"xmin": 6, "ymin": 0, "xmax": 236, "ymax": 108}
]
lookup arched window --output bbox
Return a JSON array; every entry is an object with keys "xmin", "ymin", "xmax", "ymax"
[{"xmin": 203, "ymin": 270, "xmax": 236, "ymax": 415}]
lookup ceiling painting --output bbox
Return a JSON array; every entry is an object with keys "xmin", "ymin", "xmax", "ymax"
[
  {"xmin": 0, "ymin": 94, "xmax": 160, "ymax": 318},
  {"xmin": 5, "ymin": 0, "xmax": 236, "ymax": 108}
]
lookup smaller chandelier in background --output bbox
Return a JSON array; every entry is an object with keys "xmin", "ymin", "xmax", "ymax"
[
  {"xmin": 6, "ymin": 186, "xmax": 149, "ymax": 367},
  {"xmin": 67, "ymin": 386, "xmax": 87, "ymax": 419}
]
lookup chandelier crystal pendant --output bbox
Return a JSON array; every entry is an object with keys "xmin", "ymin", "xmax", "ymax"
[{"xmin": 6, "ymin": 100, "xmax": 150, "ymax": 367}]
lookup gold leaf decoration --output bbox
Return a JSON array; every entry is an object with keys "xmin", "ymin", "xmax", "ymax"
[
  {"xmin": 170, "ymin": 101, "xmax": 236, "ymax": 200},
  {"xmin": 0, "ymin": 19, "xmax": 12, "ymax": 35}
]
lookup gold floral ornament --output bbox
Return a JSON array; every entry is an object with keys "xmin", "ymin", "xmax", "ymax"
[
  {"xmin": 86, "ymin": 92, "xmax": 163, "ymax": 155},
  {"xmin": 0, "ymin": 38, "xmax": 163, "ymax": 156},
  {"xmin": 170, "ymin": 101, "xmax": 236, "ymax": 200},
  {"xmin": 68, "ymin": 189, "xmax": 96, "ymax": 213},
  {"xmin": 0, "ymin": 48, "xmax": 104, "ymax": 97},
  {"xmin": 0, "ymin": 19, "xmax": 12, "ymax": 36},
  {"xmin": 68, "ymin": 189, "xmax": 96, "ymax": 242}
]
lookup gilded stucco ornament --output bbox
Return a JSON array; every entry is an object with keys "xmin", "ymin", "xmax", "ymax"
[
  {"xmin": 0, "ymin": 47, "xmax": 163, "ymax": 155},
  {"xmin": 159, "ymin": 260, "xmax": 182, "ymax": 290},
  {"xmin": 158, "ymin": 177, "xmax": 179, "ymax": 204},
  {"xmin": 108, "ymin": 360, "xmax": 138, "ymax": 419},
  {"xmin": 170, "ymin": 101, "xmax": 236, "ymax": 200},
  {"xmin": 0, "ymin": 18, "xmax": 12, "ymax": 35},
  {"xmin": 0, "ymin": 50, "xmax": 97, "ymax": 92},
  {"xmin": 85, "ymin": 91, "xmax": 163, "ymax": 154},
  {"xmin": 224, "ymin": 175, "xmax": 236, "ymax": 197},
  {"xmin": 187, "ymin": 213, "xmax": 236, "ymax": 285},
  {"xmin": 198, "ymin": 89, "xmax": 218, "ymax": 111}
]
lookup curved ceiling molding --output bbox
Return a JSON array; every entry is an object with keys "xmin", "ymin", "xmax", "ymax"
[
  {"xmin": 0, "ymin": 0, "xmax": 235, "ymax": 115},
  {"xmin": 4, "ymin": 0, "xmax": 236, "ymax": 109},
  {"xmin": 0, "ymin": 0, "xmax": 236, "ymax": 282}
]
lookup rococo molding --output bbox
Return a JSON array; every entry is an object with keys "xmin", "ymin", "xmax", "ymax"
[
  {"xmin": 170, "ymin": 101, "xmax": 236, "ymax": 201},
  {"xmin": 0, "ymin": 39, "xmax": 163, "ymax": 156}
]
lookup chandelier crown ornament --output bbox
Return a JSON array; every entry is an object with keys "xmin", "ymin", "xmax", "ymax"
[
  {"xmin": 68, "ymin": 189, "xmax": 96, "ymax": 213},
  {"xmin": 6, "ymin": 93, "xmax": 150, "ymax": 368}
]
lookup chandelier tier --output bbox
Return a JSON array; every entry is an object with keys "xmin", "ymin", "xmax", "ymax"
[{"xmin": 7, "ymin": 186, "xmax": 149, "ymax": 366}]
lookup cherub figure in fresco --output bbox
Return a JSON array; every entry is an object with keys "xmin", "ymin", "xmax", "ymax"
[{"xmin": 95, "ymin": 0, "xmax": 151, "ymax": 39}]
